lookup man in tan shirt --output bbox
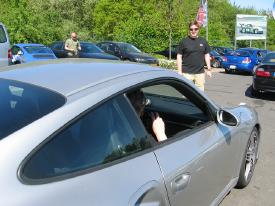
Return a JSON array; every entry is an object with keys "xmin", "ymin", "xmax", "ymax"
[{"xmin": 65, "ymin": 32, "xmax": 81, "ymax": 57}]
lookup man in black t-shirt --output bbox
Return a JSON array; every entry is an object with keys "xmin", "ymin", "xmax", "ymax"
[{"xmin": 176, "ymin": 20, "xmax": 212, "ymax": 91}]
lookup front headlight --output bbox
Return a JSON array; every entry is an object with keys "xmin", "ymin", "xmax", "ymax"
[{"xmin": 134, "ymin": 58, "xmax": 144, "ymax": 62}]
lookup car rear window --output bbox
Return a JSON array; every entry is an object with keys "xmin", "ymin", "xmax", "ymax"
[
  {"xmin": 23, "ymin": 46, "xmax": 53, "ymax": 54},
  {"xmin": 234, "ymin": 51, "xmax": 250, "ymax": 57},
  {"xmin": 0, "ymin": 79, "xmax": 66, "ymax": 140},
  {"xmin": 0, "ymin": 25, "xmax": 7, "ymax": 43}
]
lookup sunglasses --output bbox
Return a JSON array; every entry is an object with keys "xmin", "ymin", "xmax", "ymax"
[{"xmin": 189, "ymin": 28, "xmax": 199, "ymax": 31}]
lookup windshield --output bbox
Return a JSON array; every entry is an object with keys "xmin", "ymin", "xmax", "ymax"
[
  {"xmin": 224, "ymin": 48, "xmax": 233, "ymax": 54},
  {"xmin": 262, "ymin": 53, "xmax": 275, "ymax": 63},
  {"xmin": 0, "ymin": 79, "xmax": 66, "ymax": 140},
  {"xmin": 24, "ymin": 46, "xmax": 53, "ymax": 54},
  {"xmin": 118, "ymin": 43, "xmax": 141, "ymax": 53},
  {"xmin": 81, "ymin": 43, "xmax": 103, "ymax": 53}
]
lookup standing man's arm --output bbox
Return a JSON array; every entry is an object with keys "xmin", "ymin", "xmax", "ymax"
[
  {"xmin": 77, "ymin": 41, "xmax": 81, "ymax": 51},
  {"xmin": 204, "ymin": 53, "xmax": 212, "ymax": 78},
  {"xmin": 177, "ymin": 54, "xmax": 183, "ymax": 75}
]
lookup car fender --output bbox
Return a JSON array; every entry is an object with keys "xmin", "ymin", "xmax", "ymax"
[{"xmin": 128, "ymin": 180, "xmax": 170, "ymax": 206}]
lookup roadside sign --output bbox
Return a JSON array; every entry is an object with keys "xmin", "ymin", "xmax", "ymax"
[{"xmin": 235, "ymin": 15, "xmax": 267, "ymax": 40}]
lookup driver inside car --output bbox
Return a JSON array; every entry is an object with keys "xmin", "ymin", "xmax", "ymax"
[{"xmin": 127, "ymin": 89, "xmax": 167, "ymax": 142}]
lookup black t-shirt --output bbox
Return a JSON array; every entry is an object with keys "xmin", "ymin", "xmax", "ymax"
[{"xmin": 177, "ymin": 36, "xmax": 210, "ymax": 74}]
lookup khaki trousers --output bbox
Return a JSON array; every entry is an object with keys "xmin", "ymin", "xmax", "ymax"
[{"xmin": 182, "ymin": 72, "xmax": 205, "ymax": 91}]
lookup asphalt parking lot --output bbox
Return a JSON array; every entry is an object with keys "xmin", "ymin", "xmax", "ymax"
[{"xmin": 205, "ymin": 69, "xmax": 275, "ymax": 206}]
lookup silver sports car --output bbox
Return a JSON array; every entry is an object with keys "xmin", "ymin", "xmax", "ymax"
[{"xmin": 0, "ymin": 59, "xmax": 260, "ymax": 206}]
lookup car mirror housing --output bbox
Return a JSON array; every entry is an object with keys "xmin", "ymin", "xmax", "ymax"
[{"xmin": 217, "ymin": 110, "xmax": 239, "ymax": 127}]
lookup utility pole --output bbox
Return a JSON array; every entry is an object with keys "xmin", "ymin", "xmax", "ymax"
[{"xmin": 168, "ymin": 0, "xmax": 173, "ymax": 60}]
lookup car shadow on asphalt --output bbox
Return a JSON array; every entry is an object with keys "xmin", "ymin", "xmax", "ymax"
[
  {"xmin": 221, "ymin": 70, "xmax": 251, "ymax": 76},
  {"xmin": 245, "ymin": 86, "xmax": 275, "ymax": 101}
]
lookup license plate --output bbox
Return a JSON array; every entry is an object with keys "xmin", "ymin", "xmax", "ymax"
[{"xmin": 230, "ymin": 65, "xmax": 236, "ymax": 69}]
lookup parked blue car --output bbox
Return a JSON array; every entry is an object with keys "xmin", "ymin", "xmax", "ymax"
[
  {"xmin": 9, "ymin": 43, "xmax": 56, "ymax": 65},
  {"xmin": 222, "ymin": 48, "xmax": 267, "ymax": 74}
]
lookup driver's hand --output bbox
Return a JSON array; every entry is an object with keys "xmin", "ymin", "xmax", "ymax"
[{"xmin": 151, "ymin": 112, "xmax": 167, "ymax": 142}]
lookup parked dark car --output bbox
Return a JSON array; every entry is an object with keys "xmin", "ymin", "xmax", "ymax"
[
  {"xmin": 251, "ymin": 52, "xmax": 275, "ymax": 97},
  {"xmin": 154, "ymin": 45, "xmax": 178, "ymax": 59},
  {"xmin": 222, "ymin": 48, "xmax": 267, "ymax": 74},
  {"xmin": 210, "ymin": 50, "xmax": 224, "ymax": 68},
  {"xmin": 211, "ymin": 46, "xmax": 233, "ymax": 56},
  {"xmin": 97, "ymin": 41, "xmax": 159, "ymax": 65},
  {"xmin": 50, "ymin": 41, "xmax": 119, "ymax": 60}
]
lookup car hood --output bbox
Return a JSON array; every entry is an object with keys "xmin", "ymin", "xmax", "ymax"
[{"xmin": 79, "ymin": 52, "xmax": 120, "ymax": 60}]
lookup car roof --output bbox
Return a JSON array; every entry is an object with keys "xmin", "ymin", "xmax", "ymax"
[
  {"xmin": 0, "ymin": 59, "xmax": 163, "ymax": 97},
  {"xmin": 51, "ymin": 41, "xmax": 96, "ymax": 44},
  {"xmin": 98, "ymin": 41, "xmax": 132, "ymax": 45},
  {"xmin": 239, "ymin": 47, "xmax": 265, "ymax": 51},
  {"xmin": 211, "ymin": 46, "xmax": 232, "ymax": 49},
  {"xmin": 14, "ymin": 43, "xmax": 46, "ymax": 47}
]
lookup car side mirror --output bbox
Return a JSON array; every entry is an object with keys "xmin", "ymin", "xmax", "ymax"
[{"xmin": 217, "ymin": 110, "xmax": 239, "ymax": 127}]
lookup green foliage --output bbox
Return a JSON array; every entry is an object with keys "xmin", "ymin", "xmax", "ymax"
[{"xmin": 0, "ymin": 0, "xmax": 274, "ymax": 51}]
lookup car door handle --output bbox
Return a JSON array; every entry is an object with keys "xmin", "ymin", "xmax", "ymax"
[{"xmin": 171, "ymin": 174, "xmax": 190, "ymax": 194}]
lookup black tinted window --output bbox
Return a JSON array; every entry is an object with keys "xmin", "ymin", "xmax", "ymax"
[
  {"xmin": 0, "ymin": 25, "xmax": 7, "ymax": 43},
  {"xmin": 51, "ymin": 42, "xmax": 63, "ymax": 50},
  {"xmin": 0, "ymin": 79, "xmax": 66, "ymax": 140},
  {"xmin": 22, "ymin": 95, "xmax": 150, "ymax": 180},
  {"xmin": 81, "ymin": 43, "xmax": 103, "ymax": 53}
]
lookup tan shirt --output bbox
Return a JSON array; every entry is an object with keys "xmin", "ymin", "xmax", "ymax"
[{"xmin": 65, "ymin": 38, "xmax": 80, "ymax": 57}]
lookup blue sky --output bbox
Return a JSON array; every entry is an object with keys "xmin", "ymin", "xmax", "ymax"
[{"xmin": 229, "ymin": 0, "xmax": 274, "ymax": 11}]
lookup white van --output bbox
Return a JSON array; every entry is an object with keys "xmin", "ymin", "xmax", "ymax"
[{"xmin": 0, "ymin": 23, "xmax": 10, "ymax": 67}]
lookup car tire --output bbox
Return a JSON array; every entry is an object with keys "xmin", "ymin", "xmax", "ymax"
[
  {"xmin": 236, "ymin": 128, "xmax": 259, "ymax": 189},
  {"xmin": 212, "ymin": 59, "xmax": 220, "ymax": 68},
  {"xmin": 251, "ymin": 87, "xmax": 260, "ymax": 97},
  {"xmin": 224, "ymin": 69, "xmax": 231, "ymax": 74}
]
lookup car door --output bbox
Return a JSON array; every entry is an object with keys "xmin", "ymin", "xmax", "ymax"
[
  {"xmin": 19, "ymin": 94, "xmax": 169, "ymax": 206},
  {"xmin": 139, "ymin": 82, "xmax": 240, "ymax": 206},
  {"xmin": 51, "ymin": 42, "xmax": 66, "ymax": 58}
]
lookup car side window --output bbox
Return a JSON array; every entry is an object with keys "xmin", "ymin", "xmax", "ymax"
[
  {"xmin": 127, "ymin": 82, "xmax": 212, "ymax": 141},
  {"xmin": 107, "ymin": 44, "xmax": 115, "ymax": 54},
  {"xmin": 114, "ymin": 45, "xmax": 120, "ymax": 53},
  {"xmin": 22, "ymin": 95, "xmax": 151, "ymax": 181},
  {"xmin": 0, "ymin": 25, "xmax": 7, "ymax": 43},
  {"xmin": 98, "ymin": 43, "xmax": 107, "ymax": 52},
  {"xmin": 52, "ymin": 42, "xmax": 63, "ymax": 50}
]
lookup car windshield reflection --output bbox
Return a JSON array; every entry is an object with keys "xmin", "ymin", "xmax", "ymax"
[
  {"xmin": 81, "ymin": 43, "xmax": 104, "ymax": 53},
  {"xmin": 118, "ymin": 43, "xmax": 141, "ymax": 53}
]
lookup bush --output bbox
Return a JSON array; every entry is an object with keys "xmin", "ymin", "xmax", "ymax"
[{"xmin": 158, "ymin": 59, "xmax": 177, "ymax": 70}]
